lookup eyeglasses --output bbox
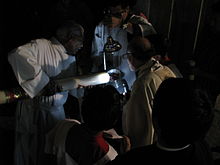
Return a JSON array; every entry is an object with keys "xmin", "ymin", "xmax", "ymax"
[{"xmin": 122, "ymin": 52, "xmax": 133, "ymax": 59}]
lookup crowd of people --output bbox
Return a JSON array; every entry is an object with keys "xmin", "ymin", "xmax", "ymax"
[
  {"xmin": 107, "ymin": 77, "xmax": 214, "ymax": 165},
  {"xmin": 5, "ymin": 0, "xmax": 219, "ymax": 165}
]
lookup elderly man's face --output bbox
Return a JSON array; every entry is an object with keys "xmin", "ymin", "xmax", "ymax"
[{"xmin": 65, "ymin": 30, "xmax": 84, "ymax": 55}]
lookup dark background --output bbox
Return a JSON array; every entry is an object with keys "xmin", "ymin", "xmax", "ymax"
[{"xmin": 0, "ymin": 0, "xmax": 219, "ymax": 164}]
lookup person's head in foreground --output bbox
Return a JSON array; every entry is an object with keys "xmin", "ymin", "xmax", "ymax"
[
  {"xmin": 81, "ymin": 85, "xmax": 121, "ymax": 132},
  {"xmin": 152, "ymin": 78, "xmax": 214, "ymax": 148}
]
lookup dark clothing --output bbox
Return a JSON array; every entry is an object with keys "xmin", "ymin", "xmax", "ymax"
[
  {"xmin": 45, "ymin": 120, "xmax": 119, "ymax": 165},
  {"xmin": 107, "ymin": 140, "xmax": 214, "ymax": 165}
]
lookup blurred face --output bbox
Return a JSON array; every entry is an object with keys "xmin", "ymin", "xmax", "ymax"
[
  {"xmin": 109, "ymin": 5, "xmax": 129, "ymax": 20},
  {"xmin": 64, "ymin": 33, "xmax": 84, "ymax": 55},
  {"xmin": 67, "ymin": 37, "xmax": 83, "ymax": 55},
  {"xmin": 103, "ymin": 5, "xmax": 129, "ymax": 29},
  {"xmin": 122, "ymin": 51, "xmax": 136, "ymax": 71}
]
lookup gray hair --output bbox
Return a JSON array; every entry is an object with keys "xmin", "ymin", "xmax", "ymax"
[{"xmin": 55, "ymin": 20, "xmax": 84, "ymax": 44}]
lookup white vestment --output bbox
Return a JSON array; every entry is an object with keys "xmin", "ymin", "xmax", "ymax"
[
  {"xmin": 8, "ymin": 38, "xmax": 79, "ymax": 165},
  {"xmin": 122, "ymin": 58, "xmax": 176, "ymax": 149}
]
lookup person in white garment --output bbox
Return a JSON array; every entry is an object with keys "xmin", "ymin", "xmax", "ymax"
[
  {"xmin": 8, "ymin": 20, "xmax": 84, "ymax": 165},
  {"xmin": 91, "ymin": 0, "xmax": 156, "ymax": 91},
  {"xmin": 122, "ymin": 36, "xmax": 176, "ymax": 149}
]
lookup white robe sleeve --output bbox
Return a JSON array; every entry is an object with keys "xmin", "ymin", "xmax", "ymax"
[{"xmin": 8, "ymin": 41, "xmax": 49, "ymax": 98}]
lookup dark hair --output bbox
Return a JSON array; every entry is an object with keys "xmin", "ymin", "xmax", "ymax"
[
  {"xmin": 127, "ymin": 36, "xmax": 156, "ymax": 61},
  {"xmin": 81, "ymin": 85, "xmax": 121, "ymax": 131},
  {"xmin": 152, "ymin": 78, "xmax": 214, "ymax": 147},
  {"xmin": 55, "ymin": 20, "xmax": 84, "ymax": 44}
]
